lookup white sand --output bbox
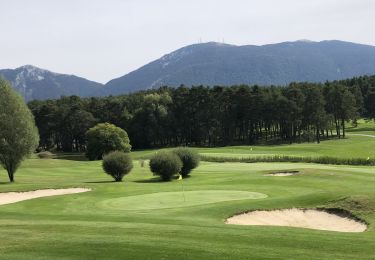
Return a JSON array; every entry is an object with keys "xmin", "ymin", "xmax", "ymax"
[
  {"xmin": 226, "ymin": 208, "xmax": 367, "ymax": 232},
  {"xmin": 0, "ymin": 188, "xmax": 91, "ymax": 205},
  {"xmin": 267, "ymin": 173, "xmax": 295, "ymax": 176},
  {"xmin": 267, "ymin": 171, "xmax": 299, "ymax": 177}
]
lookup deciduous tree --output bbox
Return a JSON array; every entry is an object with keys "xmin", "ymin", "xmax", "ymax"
[{"xmin": 0, "ymin": 79, "xmax": 39, "ymax": 182}]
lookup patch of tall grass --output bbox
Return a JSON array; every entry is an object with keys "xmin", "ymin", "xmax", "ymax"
[{"xmin": 200, "ymin": 155, "xmax": 375, "ymax": 166}]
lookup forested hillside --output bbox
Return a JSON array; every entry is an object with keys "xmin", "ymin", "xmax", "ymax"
[
  {"xmin": 4, "ymin": 41, "xmax": 375, "ymax": 100},
  {"xmin": 105, "ymin": 40, "xmax": 375, "ymax": 94},
  {"xmin": 28, "ymin": 75, "xmax": 375, "ymax": 151}
]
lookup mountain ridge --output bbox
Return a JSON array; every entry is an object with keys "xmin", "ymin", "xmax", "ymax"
[
  {"xmin": 2, "ymin": 40, "xmax": 375, "ymax": 100},
  {"xmin": 104, "ymin": 40, "xmax": 375, "ymax": 95},
  {"xmin": 0, "ymin": 65, "xmax": 104, "ymax": 101}
]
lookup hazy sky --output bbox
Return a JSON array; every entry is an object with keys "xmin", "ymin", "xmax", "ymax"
[{"xmin": 0, "ymin": 0, "xmax": 374, "ymax": 83}]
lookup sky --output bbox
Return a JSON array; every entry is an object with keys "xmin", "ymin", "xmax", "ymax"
[{"xmin": 0, "ymin": 0, "xmax": 374, "ymax": 83}]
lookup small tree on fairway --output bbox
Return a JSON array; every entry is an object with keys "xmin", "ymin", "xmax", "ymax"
[
  {"xmin": 173, "ymin": 147, "xmax": 200, "ymax": 177},
  {"xmin": 85, "ymin": 123, "xmax": 131, "ymax": 160},
  {"xmin": 149, "ymin": 152, "xmax": 182, "ymax": 181},
  {"xmin": 102, "ymin": 151, "xmax": 133, "ymax": 182},
  {"xmin": 0, "ymin": 79, "xmax": 39, "ymax": 182}
]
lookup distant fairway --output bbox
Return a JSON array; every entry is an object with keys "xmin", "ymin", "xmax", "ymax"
[
  {"xmin": 196, "ymin": 121, "xmax": 375, "ymax": 160},
  {"xmin": 131, "ymin": 120, "xmax": 375, "ymax": 160},
  {"xmin": 0, "ymin": 120, "xmax": 374, "ymax": 259}
]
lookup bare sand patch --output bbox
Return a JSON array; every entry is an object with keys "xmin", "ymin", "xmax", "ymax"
[
  {"xmin": 0, "ymin": 188, "xmax": 91, "ymax": 205},
  {"xmin": 226, "ymin": 208, "xmax": 367, "ymax": 232},
  {"xmin": 267, "ymin": 170, "xmax": 300, "ymax": 177}
]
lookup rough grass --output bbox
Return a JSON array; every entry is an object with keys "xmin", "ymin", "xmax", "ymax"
[{"xmin": 200, "ymin": 154, "xmax": 375, "ymax": 166}]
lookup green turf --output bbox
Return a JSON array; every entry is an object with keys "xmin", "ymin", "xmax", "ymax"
[
  {"xmin": 99, "ymin": 190, "xmax": 267, "ymax": 210},
  {"xmin": 0, "ymin": 120, "xmax": 374, "ymax": 259}
]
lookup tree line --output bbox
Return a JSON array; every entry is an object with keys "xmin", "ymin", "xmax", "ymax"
[{"xmin": 28, "ymin": 75, "xmax": 375, "ymax": 151}]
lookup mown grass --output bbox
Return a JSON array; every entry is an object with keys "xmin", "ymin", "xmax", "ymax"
[
  {"xmin": 0, "ymin": 120, "xmax": 374, "ymax": 259},
  {"xmin": 0, "ymin": 158, "xmax": 375, "ymax": 259},
  {"xmin": 131, "ymin": 120, "xmax": 375, "ymax": 163}
]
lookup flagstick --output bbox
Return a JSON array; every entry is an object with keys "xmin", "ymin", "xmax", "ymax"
[{"xmin": 179, "ymin": 174, "xmax": 186, "ymax": 202}]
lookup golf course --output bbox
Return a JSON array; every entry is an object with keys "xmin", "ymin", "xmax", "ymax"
[
  {"xmin": 0, "ymin": 121, "xmax": 374, "ymax": 259},
  {"xmin": 2, "ymin": 1, "xmax": 375, "ymax": 259}
]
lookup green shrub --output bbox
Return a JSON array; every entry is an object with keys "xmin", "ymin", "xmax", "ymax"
[
  {"xmin": 102, "ymin": 151, "xmax": 133, "ymax": 182},
  {"xmin": 86, "ymin": 123, "xmax": 131, "ymax": 160},
  {"xmin": 37, "ymin": 151, "xmax": 54, "ymax": 159},
  {"xmin": 149, "ymin": 152, "xmax": 182, "ymax": 181},
  {"xmin": 173, "ymin": 147, "xmax": 200, "ymax": 177}
]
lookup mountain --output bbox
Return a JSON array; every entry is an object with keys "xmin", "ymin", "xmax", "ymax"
[
  {"xmin": 3, "ymin": 40, "xmax": 375, "ymax": 100},
  {"xmin": 0, "ymin": 65, "xmax": 104, "ymax": 101},
  {"xmin": 105, "ymin": 40, "xmax": 375, "ymax": 95}
]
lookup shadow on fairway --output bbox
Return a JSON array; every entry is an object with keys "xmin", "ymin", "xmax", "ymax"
[
  {"xmin": 84, "ymin": 180, "xmax": 117, "ymax": 184},
  {"xmin": 346, "ymin": 127, "xmax": 375, "ymax": 133},
  {"xmin": 134, "ymin": 175, "xmax": 191, "ymax": 183},
  {"xmin": 133, "ymin": 178, "xmax": 163, "ymax": 183},
  {"xmin": 53, "ymin": 153, "xmax": 88, "ymax": 161}
]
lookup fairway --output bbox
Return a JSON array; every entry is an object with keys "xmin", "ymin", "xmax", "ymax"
[
  {"xmin": 132, "ymin": 121, "xmax": 375, "ymax": 161},
  {"xmin": 0, "ymin": 121, "xmax": 375, "ymax": 259},
  {"xmin": 1, "ymin": 159, "xmax": 375, "ymax": 259}
]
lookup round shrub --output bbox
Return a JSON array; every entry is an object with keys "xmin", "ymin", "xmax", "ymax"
[
  {"xmin": 149, "ymin": 152, "xmax": 182, "ymax": 181},
  {"xmin": 86, "ymin": 123, "xmax": 131, "ymax": 160},
  {"xmin": 173, "ymin": 147, "xmax": 200, "ymax": 177},
  {"xmin": 102, "ymin": 151, "xmax": 133, "ymax": 182}
]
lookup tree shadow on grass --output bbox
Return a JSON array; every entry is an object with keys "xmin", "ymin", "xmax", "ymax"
[
  {"xmin": 84, "ymin": 180, "xmax": 117, "ymax": 184},
  {"xmin": 133, "ymin": 175, "xmax": 191, "ymax": 183},
  {"xmin": 133, "ymin": 178, "xmax": 163, "ymax": 183},
  {"xmin": 53, "ymin": 154, "xmax": 88, "ymax": 161},
  {"xmin": 346, "ymin": 127, "xmax": 375, "ymax": 133}
]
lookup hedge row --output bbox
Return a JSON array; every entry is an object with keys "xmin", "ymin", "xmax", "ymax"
[{"xmin": 200, "ymin": 155, "xmax": 375, "ymax": 166}]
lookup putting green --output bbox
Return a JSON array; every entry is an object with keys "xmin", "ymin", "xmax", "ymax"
[{"xmin": 99, "ymin": 190, "xmax": 267, "ymax": 210}]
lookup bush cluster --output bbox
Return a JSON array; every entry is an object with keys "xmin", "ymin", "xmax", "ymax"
[
  {"xmin": 102, "ymin": 151, "xmax": 133, "ymax": 182},
  {"xmin": 149, "ymin": 151, "xmax": 182, "ymax": 181},
  {"xmin": 173, "ymin": 147, "xmax": 200, "ymax": 177},
  {"xmin": 149, "ymin": 148, "xmax": 200, "ymax": 181}
]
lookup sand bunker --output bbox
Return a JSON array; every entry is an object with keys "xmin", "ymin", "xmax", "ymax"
[
  {"xmin": 226, "ymin": 208, "xmax": 367, "ymax": 232},
  {"xmin": 267, "ymin": 170, "xmax": 300, "ymax": 177},
  {"xmin": 0, "ymin": 188, "xmax": 91, "ymax": 205}
]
